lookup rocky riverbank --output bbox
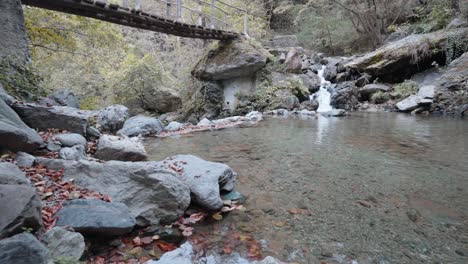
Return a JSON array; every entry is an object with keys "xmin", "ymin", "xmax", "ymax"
[{"xmin": 0, "ymin": 86, "xmax": 285, "ymax": 263}]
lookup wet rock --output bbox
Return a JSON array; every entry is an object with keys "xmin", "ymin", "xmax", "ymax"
[
  {"xmin": 117, "ymin": 115, "xmax": 164, "ymax": 137},
  {"xmin": 245, "ymin": 111, "xmax": 263, "ymax": 122},
  {"xmin": 0, "ymin": 184, "xmax": 43, "ymax": 238},
  {"xmin": 56, "ymin": 199, "xmax": 136, "ymax": 236},
  {"xmin": 192, "ymin": 40, "xmax": 267, "ymax": 81},
  {"xmin": 54, "ymin": 133, "xmax": 87, "ymax": 147},
  {"xmin": 359, "ymin": 84, "xmax": 391, "ymax": 100},
  {"xmin": 284, "ymin": 48, "xmax": 303, "ymax": 74},
  {"xmin": 165, "ymin": 121, "xmax": 184, "ymax": 131},
  {"xmin": 300, "ymin": 100, "xmax": 319, "ymax": 111},
  {"xmin": 221, "ymin": 191, "xmax": 246, "ymax": 204},
  {"xmin": 322, "ymin": 109, "xmax": 347, "ymax": 117},
  {"xmin": 396, "ymin": 95, "xmax": 421, "ymax": 111},
  {"xmin": 271, "ymin": 89, "xmax": 300, "ymax": 110},
  {"xmin": 160, "ymin": 155, "xmax": 236, "ymax": 210},
  {"xmin": 331, "ymin": 81, "xmax": 359, "ymax": 110},
  {"xmin": 96, "ymin": 104, "xmax": 129, "ymax": 133},
  {"xmin": 59, "ymin": 145, "xmax": 86, "ymax": 161},
  {"xmin": 15, "ymin": 152, "xmax": 35, "ymax": 167},
  {"xmin": 407, "ymin": 208, "xmax": 421, "ymax": 222},
  {"xmin": 12, "ymin": 103, "xmax": 93, "ymax": 135},
  {"xmin": 305, "ymin": 71, "xmax": 321, "ymax": 93},
  {"xmin": 345, "ymin": 28, "xmax": 468, "ymax": 82},
  {"xmin": 0, "ymin": 99, "xmax": 44, "ymax": 152},
  {"xmin": 48, "ymin": 90, "xmax": 80, "ymax": 108},
  {"xmin": 0, "ymin": 233, "xmax": 49, "ymax": 264},
  {"xmin": 41, "ymin": 227, "xmax": 85, "ymax": 261},
  {"xmin": 0, "ymin": 162, "xmax": 30, "ymax": 185},
  {"xmin": 323, "ymin": 65, "xmax": 337, "ymax": 82},
  {"xmin": 95, "ymin": 135, "xmax": 147, "ymax": 162},
  {"xmin": 35, "ymin": 158, "xmax": 191, "ymax": 225}
]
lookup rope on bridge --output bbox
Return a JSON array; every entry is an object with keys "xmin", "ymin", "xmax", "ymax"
[{"xmin": 22, "ymin": 0, "xmax": 249, "ymax": 40}]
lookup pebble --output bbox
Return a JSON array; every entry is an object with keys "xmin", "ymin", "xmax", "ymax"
[{"xmin": 406, "ymin": 208, "xmax": 421, "ymax": 222}]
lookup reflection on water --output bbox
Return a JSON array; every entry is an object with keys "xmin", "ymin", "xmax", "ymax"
[{"xmin": 145, "ymin": 113, "xmax": 468, "ymax": 263}]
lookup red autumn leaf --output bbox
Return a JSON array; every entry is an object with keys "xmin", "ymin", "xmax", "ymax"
[{"xmin": 156, "ymin": 241, "xmax": 177, "ymax": 252}]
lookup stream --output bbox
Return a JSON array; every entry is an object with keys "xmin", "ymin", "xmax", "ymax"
[{"xmin": 145, "ymin": 113, "xmax": 468, "ymax": 263}]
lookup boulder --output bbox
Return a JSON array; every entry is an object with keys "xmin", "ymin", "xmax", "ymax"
[
  {"xmin": 323, "ymin": 65, "xmax": 337, "ymax": 82},
  {"xmin": 345, "ymin": 28, "xmax": 468, "ymax": 82},
  {"xmin": 0, "ymin": 233, "xmax": 49, "ymax": 264},
  {"xmin": 0, "ymin": 100, "xmax": 44, "ymax": 152},
  {"xmin": 12, "ymin": 103, "xmax": 93, "ymax": 135},
  {"xmin": 0, "ymin": 184, "xmax": 42, "ymax": 238},
  {"xmin": 446, "ymin": 18, "xmax": 467, "ymax": 29},
  {"xmin": 46, "ymin": 139, "xmax": 62, "ymax": 152},
  {"xmin": 54, "ymin": 133, "xmax": 87, "ymax": 147},
  {"xmin": 197, "ymin": 118, "xmax": 214, "ymax": 127},
  {"xmin": 0, "ymin": 0, "xmax": 30, "ymax": 62},
  {"xmin": 14, "ymin": 152, "xmax": 35, "ymax": 167},
  {"xmin": 165, "ymin": 121, "xmax": 184, "ymax": 131},
  {"xmin": 271, "ymin": 89, "xmax": 300, "ymax": 110},
  {"xmin": 300, "ymin": 100, "xmax": 319, "ymax": 111},
  {"xmin": 0, "ymin": 162, "xmax": 30, "ymax": 185},
  {"xmin": 331, "ymin": 81, "xmax": 360, "ymax": 110},
  {"xmin": 48, "ymin": 90, "xmax": 80, "ymax": 108},
  {"xmin": 323, "ymin": 109, "xmax": 347, "ymax": 117},
  {"xmin": 56, "ymin": 199, "xmax": 136, "ymax": 236},
  {"xmin": 35, "ymin": 158, "xmax": 191, "ymax": 225},
  {"xmin": 160, "ymin": 155, "xmax": 237, "ymax": 210},
  {"xmin": 418, "ymin": 85, "xmax": 435, "ymax": 99},
  {"xmin": 431, "ymin": 52, "xmax": 468, "ymax": 115},
  {"xmin": 95, "ymin": 135, "xmax": 147, "ymax": 162},
  {"xmin": 86, "ymin": 126, "xmax": 101, "ymax": 138},
  {"xmin": 140, "ymin": 86, "xmax": 182, "ymax": 113},
  {"xmin": 359, "ymin": 84, "xmax": 391, "ymax": 100},
  {"xmin": 41, "ymin": 227, "xmax": 85, "ymax": 261},
  {"xmin": 284, "ymin": 48, "xmax": 303, "ymax": 74},
  {"xmin": 305, "ymin": 72, "xmax": 321, "ymax": 93},
  {"xmin": 193, "ymin": 40, "xmax": 267, "ymax": 81},
  {"xmin": 396, "ymin": 95, "xmax": 421, "ymax": 111},
  {"xmin": 96, "ymin": 104, "xmax": 129, "ymax": 133},
  {"xmin": 117, "ymin": 115, "xmax": 164, "ymax": 137},
  {"xmin": 59, "ymin": 145, "xmax": 86, "ymax": 161}
]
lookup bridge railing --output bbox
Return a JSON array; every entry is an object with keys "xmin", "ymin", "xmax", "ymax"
[{"xmin": 102, "ymin": 0, "xmax": 249, "ymax": 35}]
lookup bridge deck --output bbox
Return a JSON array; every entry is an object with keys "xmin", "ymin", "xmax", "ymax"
[{"xmin": 22, "ymin": 0, "xmax": 241, "ymax": 40}]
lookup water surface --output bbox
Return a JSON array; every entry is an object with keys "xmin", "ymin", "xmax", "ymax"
[{"xmin": 145, "ymin": 113, "xmax": 468, "ymax": 263}]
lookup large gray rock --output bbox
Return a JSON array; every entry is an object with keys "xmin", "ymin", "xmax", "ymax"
[
  {"xmin": 446, "ymin": 18, "xmax": 467, "ymax": 29},
  {"xmin": 305, "ymin": 72, "xmax": 321, "ymax": 93},
  {"xmin": 96, "ymin": 104, "xmax": 129, "ymax": 132},
  {"xmin": 56, "ymin": 199, "xmax": 136, "ymax": 236},
  {"xmin": 284, "ymin": 48, "xmax": 303, "ymax": 74},
  {"xmin": 431, "ymin": 52, "xmax": 468, "ymax": 115},
  {"xmin": 0, "ymin": 99, "xmax": 44, "ymax": 152},
  {"xmin": 345, "ymin": 28, "xmax": 468, "ymax": 82},
  {"xmin": 59, "ymin": 145, "xmax": 86, "ymax": 161},
  {"xmin": 0, "ymin": 233, "xmax": 49, "ymax": 264},
  {"xmin": 359, "ymin": 84, "xmax": 391, "ymax": 100},
  {"xmin": 0, "ymin": 0, "xmax": 30, "ymax": 62},
  {"xmin": 160, "ymin": 155, "xmax": 236, "ymax": 210},
  {"xmin": 139, "ymin": 86, "xmax": 182, "ymax": 113},
  {"xmin": 0, "ymin": 162, "xmax": 30, "ymax": 185},
  {"xmin": 271, "ymin": 89, "xmax": 300, "ymax": 110},
  {"xmin": 12, "ymin": 103, "xmax": 93, "ymax": 135},
  {"xmin": 165, "ymin": 121, "xmax": 185, "ymax": 131},
  {"xmin": 14, "ymin": 152, "xmax": 36, "ymax": 167},
  {"xmin": 117, "ymin": 115, "xmax": 164, "ymax": 137},
  {"xmin": 193, "ymin": 40, "xmax": 267, "ymax": 81},
  {"xmin": 418, "ymin": 85, "xmax": 435, "ymax": 99},
  {"xmin": 54, "ymin": 133, "xmax": 87, "ymax": 147},
  {"xmin": 331, "ymin": 81, "xmax": 360, "ymax": 111},
  {"xmin": 396, "ymin": 95, "xmax": 421, "ymax": 111},
  {"xmin": 0, "ymin": 184, "xmax": 43, "ymax": 238},
  {"xmin": 49, "ymin": 90, "xmax": 80, "ymax": 108},
  {"xmin": 35, "ymin": 158, "xmax": 191, "ymax": 225},
  {"xmin": 41, "ymin": 227, "xmax": 85, "ymax": 261},
  {"xmin": 95, "ymin": 135, "xmax": 147, "ymax": 161}
]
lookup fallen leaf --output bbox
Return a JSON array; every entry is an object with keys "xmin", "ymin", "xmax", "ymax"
[{"xmin": 212, "ymin": 212, "xmax": 223, "ymax": 221}]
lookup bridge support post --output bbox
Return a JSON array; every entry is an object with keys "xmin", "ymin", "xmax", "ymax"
[
  {"xmin": 176, "ymin": 0, "xmax": 182, "ymax": 20},
  {"xmin": 0, "ymin": 0, "xmax": 30, "ymax": 63},
  {"xmin": 210, "ymin": 0, "xmax": 215, "ymax": 29},
  {"xmin": 166, "ymin": 0, "xmax": 172, "ymax": 17},
  {"xmin": 198, "ymin": 2, "xmax": 203, "ymax": 26}
]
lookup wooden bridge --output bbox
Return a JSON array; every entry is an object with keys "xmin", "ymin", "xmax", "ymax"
[{"xmin": 22, "ymin": 0, "xmax": 248, "ymax": 40}]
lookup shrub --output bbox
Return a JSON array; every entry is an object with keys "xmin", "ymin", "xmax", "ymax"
[
  {"xmin": 391, "ymin": 81, "xmax": 419, "ymax": 99},
  {"xmin": 371, "ymin": 91, "xmax": 390, "ymax": 104}
]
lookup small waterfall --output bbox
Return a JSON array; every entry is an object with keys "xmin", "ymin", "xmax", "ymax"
[{"xmin": 312, "ymin": 66, "xmax": 333, "ymax": 113}]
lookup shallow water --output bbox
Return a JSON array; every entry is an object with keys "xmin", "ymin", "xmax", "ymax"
[{"xmin": 145, "ymin": 113, "xmax": 468, "ymax": 264}]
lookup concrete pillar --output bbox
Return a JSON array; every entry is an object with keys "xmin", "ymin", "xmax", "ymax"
[{"xmin": 0, "ymin": 0, "xmax": 30, "ymax": 63}]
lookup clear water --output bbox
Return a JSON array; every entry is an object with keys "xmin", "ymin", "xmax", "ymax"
[
  {"xmin": 314, "ymin": 66, "xmax": 333, "ymax": 113},
  {"xmin": 145, "ymin": 113, "xmax": 468, "ymax": 263}
]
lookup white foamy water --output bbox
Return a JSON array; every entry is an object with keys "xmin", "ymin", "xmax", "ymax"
[{"xmin": 313, "ymin": 66, "xmax": 333, "ymax": 113}]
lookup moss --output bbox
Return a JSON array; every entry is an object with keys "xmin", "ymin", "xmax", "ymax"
[
  {"xmin": 0, "ymin": 59, "xmax": 46, "ymax": 100},
  {"xmin": 371, "ymin": 91, "xmax": 390, "ymax": 104},
  {"xmin": 391, "ymin": 81, "xmax": 419, "ymax": 99},
  {"xmin": 53, "ymin": 256, "xmax": 84, "ymax": 264},
  {"xmin": 80, "ymin": 96, "xmax": 101, "ymax": 110}
]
